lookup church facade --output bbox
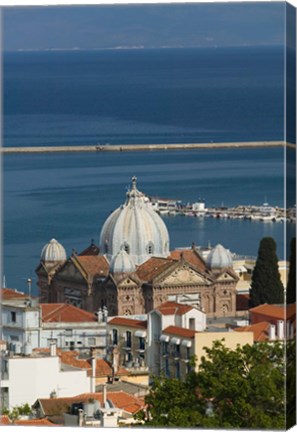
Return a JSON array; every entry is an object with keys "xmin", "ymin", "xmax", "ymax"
[{"xmin": 36, "ymin": 178, "xmax": 239, "ymax": 318}]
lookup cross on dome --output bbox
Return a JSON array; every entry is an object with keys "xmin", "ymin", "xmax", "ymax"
[{"xmin": 131, "ymin": 176, "xmax": 137, "ymax": 189}]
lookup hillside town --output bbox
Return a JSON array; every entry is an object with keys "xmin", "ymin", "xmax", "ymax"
[{"xmin": 0, "ymin": 177, "xmax": 295, "ymax": 427}]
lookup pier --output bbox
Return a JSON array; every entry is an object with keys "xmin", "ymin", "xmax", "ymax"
[{"xmin": 0, "ymin": 140, "xmax": 294, "ymax": 154}]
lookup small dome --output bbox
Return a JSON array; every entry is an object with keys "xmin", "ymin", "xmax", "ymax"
[
  {"xmin": 206, "ymin": 244, "xmax": 233, "ymax": 270},
  {"xmin": 41, "ymin": 238, "xmax": 67, "ymax": 262},
  {"xmin": 99, "ymin": 177, "xmax": 170, "ymax": 265},
  {"xmin": 110, "ymin": 249, "xmax": 136, "ymax": 274}
]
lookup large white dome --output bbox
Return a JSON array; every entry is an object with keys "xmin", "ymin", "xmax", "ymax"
[
  {"xmin": 206, "ymin": 244, "xmax": 233, "ymax": 270},
  {"xmin": 99, "ymin": 177, "xmax": 170, "ymax": 266},
  {"xmin": 41, "ymin": 238, "xmax": 67, "ymax": 263}
]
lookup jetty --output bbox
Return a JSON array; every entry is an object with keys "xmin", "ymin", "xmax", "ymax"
[{"xmin": 0, "ymin": 140, "xmax": 294, "ymax": 154}]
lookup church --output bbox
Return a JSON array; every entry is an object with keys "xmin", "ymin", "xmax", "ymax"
[{"xmin": 36, "ymin": 177, "xmax": 239, "ymax": 318}]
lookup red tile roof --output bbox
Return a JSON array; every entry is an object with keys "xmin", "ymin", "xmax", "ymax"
[
  {"xmin": 156, "ymin": 301, "xmax": 194, "ymax": 316},
  {"xmin": 14, "ymin": 418, "xmax": 57, "ymax": 426},
  {"xmin": 249, "ymin": 303, "xmax": 296, "ymax": 321},
  {"xmin": 75, "ymin": 255, "xmax": 109, "ymax": 278},
  {"xmin": 136, "ymin": 257, "xmax": 175, "ymax": 281},
  {"xmin": 1, "ymin": 287, "xmax": 27, "ymax": 300},
  {"xmin": 234, "ymin": 321, "xmax": 270, "ymax": 342},
  {"xmin": 0, "ymin": 415, "xmax": 11, "ymax": 425},
  {"xmin": 40, "ymin": 303, "xmax": 96, "ymax": 323},
  {"xmin": 170, "ymin": 248, "xmax": 207, "ymax": 272},
  {"xmin": 57, "ymin": 350, "xmax": 129, "ymax": 377},
  {"xmin": 163, "ymin": 325, "xmax": 197, "ymax": 338},
  {"xmin": 79, "ymin": 243, "xmax": 100, "ymax": 256},
  {"xmin": 38, "ymin": 391, "xmax": 144, "ymax": 416},
  {"xmin": 76, "ymin": 392, "xmax": 144, "ymax": 414},
  {"xmin": 108, "ymin": 317, "xmax": 147, "ymax": 329}
]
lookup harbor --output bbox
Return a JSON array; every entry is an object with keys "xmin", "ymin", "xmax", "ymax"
[
  {"xmin": 0, "ymin": 140, "xmax": 293, "ymax": 154},
  {"xmin": 148, "ymin": 196, "xmax": 296, "ymax": 223}
]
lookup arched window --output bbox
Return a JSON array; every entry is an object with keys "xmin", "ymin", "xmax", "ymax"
[
  {"xmin": 104, "ymin": 241, "xmax": 108, "ymax": 254},
  {"xmin": 122, "ymin": 242, "xmax": 130, "ymax": 254}
]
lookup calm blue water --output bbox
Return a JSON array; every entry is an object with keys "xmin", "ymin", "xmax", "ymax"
[
  {"xmin": 4, "ymin": 47, "xmax": 284, "ymax": 147},
  {"xmin": 3, "ymin": 47, "xmax": 293, "ymax": 293},
  {"xmin": 3, "ymin": 147, "xmax": 293, "ymax": 294}
]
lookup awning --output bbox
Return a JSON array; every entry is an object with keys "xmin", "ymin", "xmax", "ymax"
[
  {"xmin": 181, "ymin": 340, "xmax": 192, "ymax": 348},
  {"xmin": 135, "ymin": 330, "xmax": 147, "ymax": 338},
  {"xmin": 170, "ymin": 337, "xmax": 181, "ymax": 345},
  {"xmin": 160, "ymin": 334, "xmax": 170, "ymax": 342}
]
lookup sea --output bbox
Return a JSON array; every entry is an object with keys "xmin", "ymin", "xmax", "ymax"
[{"xmin": 2, "ymin": 46, "xmax": 295, "ymax": 293}]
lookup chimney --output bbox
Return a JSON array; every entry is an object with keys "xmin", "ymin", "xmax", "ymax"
[
  {"xmin": 268, "ymin": 324, "xmax": 276, "ymax": 341},
  {"xmin": 102, "ymin": 384, "xmax": 107, "ymax": 407},
  {"xmin": 50, "ymin": 340, "xmax": 57, "ymax": 357},
  {"xmin": 103, "ymin": 306, "xmax": 108, "ymax": 323},
  {"xmin": 97, "ymin": 308, "xmax": 103, "ymax": 323},
  {"xmin": 277, "ymin": 320, "xmax": 284, "ymax": 340}
]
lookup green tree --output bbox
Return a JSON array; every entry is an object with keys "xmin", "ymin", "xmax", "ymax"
[
  {"xmin": 137, "ymin": 375, "xmax": 204, "ymax": 427},
  {"xmin": 286, "ymin": 237, "xmax": 296, "ymax": 304},
  {"xmin": 250, "ymin": 237, "xmax": 284, "ymax": 307},
  {"xmin": 5, "ymin": 403, "xmax": 32, "ymax": 420},
  {"xmin": 138, "ymin": 341, "xmax": 285, "ymax": 429}
]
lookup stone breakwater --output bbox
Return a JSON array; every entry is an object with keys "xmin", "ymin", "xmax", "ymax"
[{"xmin": 0, "ymin": 141, "xmax": 294, "ymax": 154}]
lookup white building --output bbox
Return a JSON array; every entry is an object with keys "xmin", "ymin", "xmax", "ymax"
[
  {"xmin": 1, "ymin": 294, "xmax": 107, "ymax": 354},
  {"xmin": 147, "ymin": 301, "xmax": 206, "ymax": 377},
  {"xmin": 0, "ymin": 343, "xmax": 91, "ymax": 410}
]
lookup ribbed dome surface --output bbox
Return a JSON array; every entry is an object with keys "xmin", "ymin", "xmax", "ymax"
[
  {"xmin": 99, "ymin": 177, "xmax": 170, "ymax": 266},
  {"xmin": 41, "ymin": 238, "xmax": 67, "ymax": 262},
  {"xmin": 110, "ymin": 249, "xmax": 136, "ymax": 274},
  {"xmin": 206, "ymin": 244, "xmax": 233, "ymax": 270}
]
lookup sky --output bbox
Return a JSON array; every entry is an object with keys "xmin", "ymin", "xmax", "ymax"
[{"xmin": 2, "ymin": 2, "xmax": 285, "ymax": 51}]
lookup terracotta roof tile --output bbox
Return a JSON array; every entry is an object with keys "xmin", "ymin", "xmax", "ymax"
[
  {"xmin": 234, "ymin": 321, "xmax": 270, "ymax": 342},
  {"xmin": 58, "ymin": 350, "xmax": 129, "ymax": 377},
  {"xmin": 156, "ymin": 301, "xmax": 194, "ymax": 316},
  {"xmin": 14, "ymin": 418, "xmax": 58, "ymax": 426},
  {"xmin": 0, "ymin": 287, "xmax": 27, "ymax": 299},
  {"xmin": 249, "ymin": 303, "xmax": 296, "ymax": 321},
  {"xmin": 0, "ymin": 415, "xmax": 11, "ymax": 425},
  {"xmin": 108, "ymin": 317, "xmax": 147, "ymax": 329},
  {"xmin": 136, "ymin": 257, "xmax": 175, "ymax": 281},
  {"xmin": 75, "ymin": 255, "xmax": 109, "ymax": 278},
  {"xmin": 79, "ymin": 243, "xmax": 100, "ymax": 256},
  {"xmin": 163, "ymin": 325, "xmax": 197, "ymax": 338},
  {"xmin": 38, "ymin": 391, "xmax": 144, "ymax": 416},
  {"xmin": 170, "ymin": 248, "xmax": 207, "ymax": 272},
  {"xmin": 40, "ymin": 303, "xmax": 96, "ymax": 323},
  {"xmin": 75, "ymin": 391, "xmax": 145, "ymax": 414}
]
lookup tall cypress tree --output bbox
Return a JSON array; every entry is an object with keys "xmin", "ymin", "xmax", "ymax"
[
  {"xmin": 286, "ymin": 237, "xmax": 296, "ymax": 304},
  {"xmin": 250, "ymin": 237, "xmax": 284, "ymax": 307}
]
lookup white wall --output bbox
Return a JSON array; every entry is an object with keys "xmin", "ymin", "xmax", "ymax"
[
  {"xmin": 2, "ymin": 355, "xmax": 91, "ymax": 409},
  {"xmin": 1, "ymin": 304, "xmax": 107, "ymax": 352},
  {"xmin": 181, "ymin": 309, "xmax": 206, "ymax": 331}
]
